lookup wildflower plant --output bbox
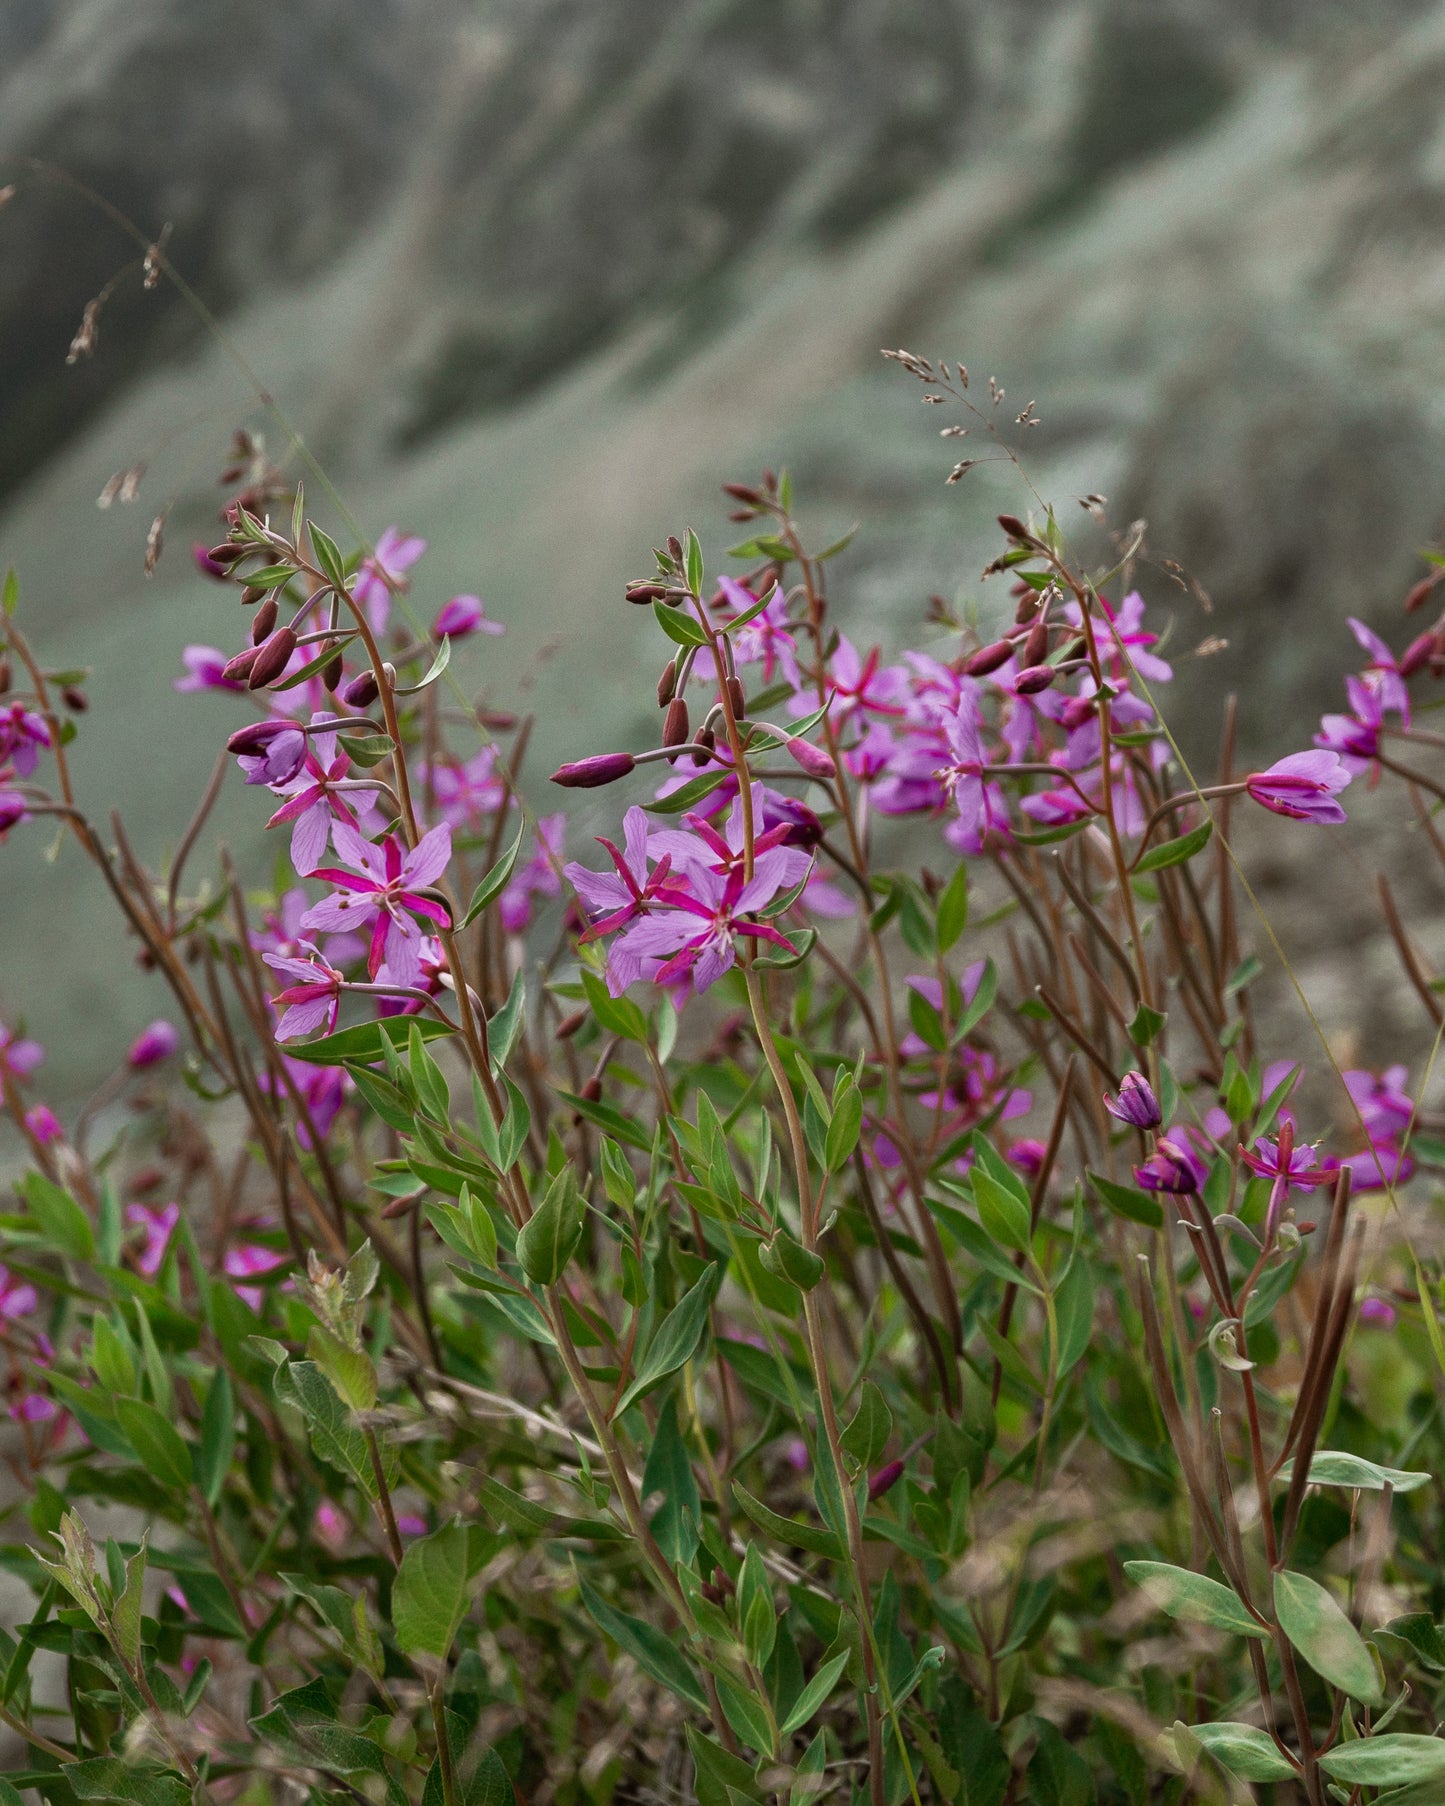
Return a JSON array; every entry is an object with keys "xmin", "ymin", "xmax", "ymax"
[{"xmin": 2, "ymin": 341, "xmax": 1445, "ymax": 1806}]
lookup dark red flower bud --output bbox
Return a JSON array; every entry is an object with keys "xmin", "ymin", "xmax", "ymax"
[
  {"xmin": 868, "ymin": 1459, "xmax": 905, "ymax": 1502},
  {"xmin": 555, "ymin": 1008, "xmax": 586, "ymax": 1041},
  {"xmin": 227, "ymin": 719, "xmax": 288, "ymax": 755},
  {"xmin": 726, "ymin": 676, "xmax": 747, "ymax": 719},
  {"xmin": 662, "ymin": 698, "xmax": 690, "ymax": 747},
  {"xmin": 997, "ymin": 513, "xmax": 1033, "ymax": 544},
  {"xmin": 61, "ymin": 686, "xmax": 87, "ymax": 713},
  {"xmin": 1014, "ymin": 663, "xmax": 1056, "ymax": 694},
  {"xmin": 1399, "ymin": 630, "xmax": 1437, "ymax": 678},
  {"xmin": 250, "ymin": 596, "xmax": 279, "ymax": 645},
  {"xmin": 0, "ymin": 655, "xmax": 11, "ymax": 693},
  {"xmin": 248, "ymin": 627, "xmax": 297, "ymax": 689},
  {"xmin": 342, "ymin": 670, "xmax": 379, "ymax": 708},
  {"xmin": 205, "ymin": 542, "xmax": 246, "ymax": 567},
  {"xmin": 1405, "ymin": 574, "xmax": 1442, "ymax": 612},
  {"xmin": 580, "ymin": 1075, "xmax": 604, "ymax": 1103},
  {"xmin": 657, "ymin": 660, "xmax": 678, "ymax": 707},
  {"xmin": 691, "ymin": 725, "xmax": 716, "ymax": 767},
  {"xmin": 321, "ymin": 652, "xmax": 343, "ymax": 692},
  {"xmin": 221, "ymin": 646, "xmax": 261, "ymax": 683},
  {"xmin": 1023, "ymin": 619, "xmax": 1050, "ymax": 667},
  {"xmin": 626, "ymin": 583, "xmax": 668, "ymax": 604},
  {"xmin": 723, "ymin": 482, "xmax": 762, "ymax": 504},
  {"xmin": 240, "ymin": 584, "xmax": 266, "ymax": 607},
  {"xmin": 478, "ymin": 709, "xmax": 518, "ymax": 731},
  {"xmin": 667, "ymin": 535, "xmax": 684, "ymax": 564},
  {"xmin": 1060, "ymin": 695, "xmax": 1097, "ymax": 730},
  {"xmin": 550, "ymin": 752, "xmax": 636, "ymax": 788},
  {"xmin": 966, "ymin": 638, "xmax": 1014, "ymax": 676}
]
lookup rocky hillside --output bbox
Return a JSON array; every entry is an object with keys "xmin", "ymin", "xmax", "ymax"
[{"xmin": 3, "ymin": 0, "xmax": 1445, "ymax": 1089}]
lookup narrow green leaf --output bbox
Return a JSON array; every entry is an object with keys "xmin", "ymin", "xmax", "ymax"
[
  {"xmin": 460, "ymin": 819, "xmax": 527, "ymax": 927},
  {"xmin": 1276, "ymin": 1450, "xmax": 1430, "ymax": 1493},
  {"xmin": 1087, "ymin": 1170, "xmax": 1164, "ymax": 1229},
  {"xmin": 840, "ymin": 1381, "xmax": 892, "ymax": 1469},
  {"xmin": 778, "ymin": 1650, "xmax": 850, "ymax": 1737},
  {"xmin": 732, "ymin": 1483, "xmax": 843, "ymax": 1559},
  {"xmin": 1124, "ymin": 1561, "xmax": 1266, "ymax": 1639},
  {"xmin": 1317, "ymin": 1734, "xmax": 1445, "ymax": 1788},
  {"xmin": 1135, "ymin": 818, "xmax": 1213, "ymax": 874},
  {"xmin": 972, "ymin": 1167, "xmax": 1030, "ymax": 1254},
  {"xmin": 114, "ymin": 1398, "xmax": 192, "ymax": 1492},
  {"xmin": 286, "ymin": 1014, "xmax": 456, "ymax": 1066},
  {"xmin": 615, "ymin": 1266, "xmax": 719, "ymax": 1415},
  {"xmin": 21, "ymin": 1171, "xmax": 94, "ymax": 1262},
  {"xmin": 579, "ymin": 1578, "xmax": 707, "ymax": 1708},
  {"xmin": 936, "ymin": 864, "xmax": 968, "ymax": 952},
  {"xmin": 1180, "ymin": 1722, "xmax": 1296, "ymax": 1783},
  {"xmin": 653, "ymin": 600, "xmax": 709, "ymax": 647}
]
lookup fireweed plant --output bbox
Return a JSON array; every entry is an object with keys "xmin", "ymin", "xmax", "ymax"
[{"xmin": 0, "ymin": 357, "xmax": 1444, "ymax": 1806}]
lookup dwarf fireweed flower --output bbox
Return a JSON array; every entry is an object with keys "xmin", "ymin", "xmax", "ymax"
[
  {"xmin": 566, "ymin": 805, "xmax": 679, "ymax": 940},
  {"xmin": 302, "ymin": 821, "xmax": 452, "ymax": 987},
  {"xmin": 1105, "ymin": 1071, "xmax": 1162, "ymax": 1129},
  {"xmin": 264, "ymin": 943, "xmax": 347, "ymax": 1040},
  {"xmin": 0, "ymin": 703, "xmax": 50, "ymax": 777},
  {"xmin": 432, "ymin": 594, "xmax": 504, "ymax": 638},
  {"xmin": 126, "ymin": 1201, "xmax": 179, "ymax": 1278},
  {"xmin": 1239, "ymin": 1132, "xmax": 1328, "ymax": 1195},
  {"xmin": 174, "ymin": 644, "xmax": 245, "ymax": 693},
  {"xmin": 24, "ymin": 1103, "xmax": 63, "ymax": 1145},
  {"xmin": 551, "ymin": 752, "xmax": 636, "ymax": 789},
  {"xmin": 0, "ymin": 1024, "xmax": 44, "ymax": 1083},
  {"xmin": 352, "ymin": 526, "xmax": 426, "ymax": 633},
  {"xmin": 1133, "ymin": 1135, "xmax": 1208, "ymax": 1193},
  {"xmin": 262, "ymin": 728, "xmax": 378, "ymax": 875},
  {"xmin": 127, "ymin": 1020, "xmax": 180, "ymax": 1068},
  {"xmin": 1244, "ymin": 749, "xmax": 1351, "ymax": 823},
  {"xmin": 1315, "ymin": 675, "xmax": 1385, "ymax": 771},
  {"xmin": 605, "ymin": 850, "xmax": 802, "ymax": 996},
  {"xmin": 0, "ymin": 782, "xmax": 28, "ymax": 837}
]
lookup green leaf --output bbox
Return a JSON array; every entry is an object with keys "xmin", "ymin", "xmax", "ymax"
[
  {"xmin": 1135, "ymin": 818, "xmax": 1213, "ymax": 873},
  {"xmin": 515, "ymin": 1166, "xmax": 585, "ymax": 1286},
  {"xmin": 309, "ymin": 524, "xmax": 348, "ymax": 592},
  {"xmin": 717, "ymin": 1673, "xmax": 774, "ymax": 1753},
  {"xmin": 460, "ymin": 819, "xmax": 528, "ymax": 927},
  {"xmin": 20, "ymin": 1170, "xmax": 94, "ymax": 1261},
  {"xmin": 972, "ymin": 1166, "xmax": 1031, "ymax": 1254},
  {"xmin": 278, "ymin": 1360, "xmax": 380, "ymax": 1496},
  {"xmin": 1, "ymin": 568, "xmax": 17, "ymax": 616},
  {"xmin": 936, "ymin": 864, "xmax": 968, "ymax": 952},
  {"xmin": 307, "ymin": 1324, "xmax": 377, "ymax": 1412},
  {"xmin": 111, "ymin": 1534, "xmax": 148, "ymax": 1666},
  {"xmin": 732, "ymin": 1483, "xmax": 843, "ymax": 1559},
  {"xmin": 687, "ymin": 1728, "xmax": 763, "ymax": 1806},
  {"xmin": 196, "ymin": 1371, "xmax": 235, "ymax": 1509},
  {"xmin": 927, "ymin": 1190, "xmax": 1042, "ymax": 1291},
  {"xmin": 66, "ymin": 1759, "xmax": 192, "ymax": 1806},
  {"xmin": 1274, "ymin": 1569, "xmax": 1383, "ymax": 1702},
  {"xmin": 653, "ymin": 599, "xmax": 709, "ymax": 647},
  {"xmin": 824, "ymin": 1080, "xmax": 864, "ymax": 1172},
  {"xmin": 579, "ymin": 1578, "xmax": 707, "ymax": 1708},
  {"xmin": 641, "ymin": 1397, "xmax": 700, "ymax": 1568},
  {"xmin": 395, "ymin": 631, "xmax": 452, "ymax": 696},
  {"xmin": 616, "ymin": 1266, "xmax": 719, "ymax": 1415},
  {"xmin": 392, "ymin": 1523, "xmax": 471, "ymax": 1659},
  {"xmin": 778, "ymin": 1649, "xmax": 849, "ymax": 1737},
  {"xmin": 1317, "ymin": 1734, "xmax": 1445, "ymax": 1788},
  {"xmin": 1126, "ymin": 1002, "xmax": 1167, "ymax": 1047},
  {"xmin": 114, "ymin": 1398, "xmax": 192, "ymax": 1492},
  {"xmin": 1086, "ymin": 1170, "xmax": 1163, "ymax": 1230},
  {"xmin": 758, "ymin": 1230, "xmax": 824, "ymax": 1292},
  {"xmin": 1179, "ymin": 1722, "xmax": 1296, "ymax": 1783},
  {"xmin": 840, "ymin": 1381, "xmax": 892, "ymax": 1469},
  {"xmin": 1124, "ymin": 1562, "xmax": 1266, "ymax": 1638},
  {"xmin": 286, "ymin": 1014, "xmax": 456, "ymax": 1065},
  {"xmin": 1276, "ymin": 1450, "xmax": 1431, "ymax": 1493},
  {"xmin": 1052, "ymin": 1255, "xmax": 1094, "ymax": 1377}
]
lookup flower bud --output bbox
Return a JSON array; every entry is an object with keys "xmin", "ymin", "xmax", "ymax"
[
  {"xmin": 726, "ymin": 676, "xmax": 747, "ymax": 719},
  {"xmin": 626, "ymin": 583, "xmax": 668, "ymax": 604},
  {"xmin": 1133, "ymin": 1134, "xmax": 1206, "ymax": 1194},
  {"xmin": 691, "ymin": 726, "xmax": 716, "ymax": 768},
  {"xmin": 662, "ymin": 698, "xmax": 690, "ymax": 747},
  {"xmin": 1014, "ymin": 663, "xmax": 1056, "ymax": 694},
  {"xmin": 722, "ymin": 482, "xmax": 762, "ymax": 504},
  {"xmin": 1399, "ymin": 630, "xmax": 1437, "ymax": 678},
  {"xmin": 997, "ymin": 512, "xmax": 1033, "ymax": 544},
  {"xmin": 0, "ymin": 655, "xmax": 9, "ymax": 693},
  {"xmin": 321, "ymin": 652, "xmax": 343, "ymax": 692},
  {"xmin": 555, "ymin": 1008, "xmax": 586, "ymax": 1041},
  {"xmin": 965, "ymin": 638, "xmax": 1014, "ymax": 676},
  {"xmin": 1023, "ymin": 619, "xmax": 1050, "ymax": 667},
  {"xmin": 667, "ymin": 535, "xmax": 684, "ymax": 564},
  {"xmin": 1405, "ymin": 574, "xmax": 1441, "ymax": 612},
  {"xmin": 250, "ymin": 595, "xmax": 279, "ymax": 645},
  {"xmin": 61, "ymin": 685, "xmax": 87, "ymax": 713},
  {"xmin": 1014, "ymin": 592, "xmax": 1040, "ymax": 625},
  {"xmin": 221, "ymin": 645, "xmax": 261, "ymax": 683},
  {"xmin": 580, "ymin": 1075, "xmax": 604, "ymax": 1103},
  {"xmin": 1060, "ymin": 694, "xmax": 1096, "ymax": 730},
  {"xmin": 657, "ymin": 660, "xmax": 678, "ymax": 707},
  {"xmin": 868, "ymin": 1459, "xmax": 905, "ymax": 1502},
  {"xmin": 550, "ymin": 752, "xmax": 637, "ymax": 788},
  {"xmin": 240, "ymin": 584, "xmax": 266, "ymax": 606},
  {"xmin": 127, "ymin": 1019, "xmax": 180, "ymax": 1069},
  {"xmin": 342, "ymin": 669, "xmax": 379, "ymax": 708},
  {"xmin": 227, "ymin": 719, "xmax": 290, "ymax": 756},
  {"xmin": 248, "ymin": 626, "xmax": 297, "ymax": 689},
  {"xmin": 786, "ymin": 736, "xmax": 836, "ymax": 780},
  {"xmin": 205, "ymin": 542, "xmax": 246, "ymax": 568},
  {"xmin": 1103, "ymin": 1070, "xmax": 1162, "ymax": 1129}
]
